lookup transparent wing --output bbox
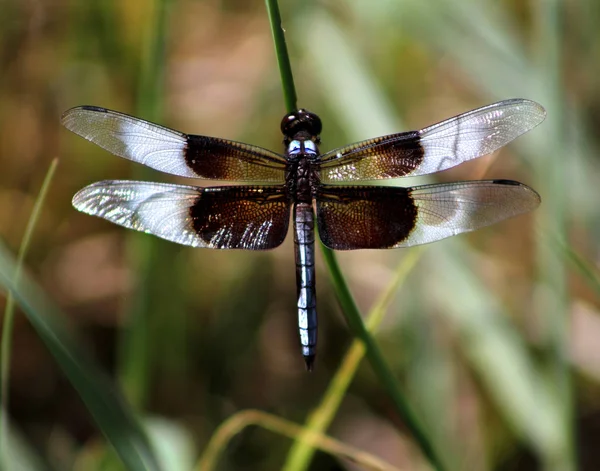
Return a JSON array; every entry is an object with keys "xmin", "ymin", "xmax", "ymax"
[
  {"xmin": 316, "ymin": 180, "xmax": 540, "ymax": 249},
  {"xmin": 73, "ymin": 181, "xmax": 290, "ymax": 249},
  {"xmin": 62, "ymin": 106, "xmax": 287, "ymax": 182},
  {"xmin": 319, "ymin": 99, "xmax": 546, "ymax": 182}
]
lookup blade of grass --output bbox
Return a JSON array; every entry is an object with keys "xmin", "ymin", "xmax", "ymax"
[
  {"xmin": 283, "ymin": 249, "xmax": 424, "ymax": 471},
  {"xmin": 0, "ymin": 422, "xmax": 49, "ymax": 471},
  {"xmin": 0, "ymin": 242, "xmax": 162, "ymax": 471},
  {"xmin": 197, "ymin": 409, "xmax": 402, "ymax": 471},
  {"xmin": 265, "ymin": 2, "xmax": 445, "ymax": 469},
  {"xmin": 320, "ymin": 248, "xmax": 445, "ymax": 471},
  {"xmin": 265, "ymin": 0, "xmax": 298, "ymax": 112},
  {"xmin": 0, "ymin": 158, "xmax": 58, "ymax": 470}
]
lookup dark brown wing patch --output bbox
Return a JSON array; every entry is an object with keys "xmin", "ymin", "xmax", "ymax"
[
  {"xmin": 316, "ymin": 181, "xmax": 540, "ymax": 250},
  {"xmin": 318, "ymin": 132, "xmax": 424, "ymax": 182},
  {"xmin": 316, "ymin": 186, "xmax": 417, "ymax": 250},
  {"xmin": 72, "ymin": 180, "xmax": 290, "ymax": 250},
  {"xmin": 61, "ymin": 106, "xmax": 287, "ymax": 182},
  {"xmin": 318, "ymin": 99, "xmax": 546, "ymax": 183},
  {"xmin": 190, "ymin": 186, "xmax": 291, "ymax": 249},
  {"xmin": 186, "ymin": 135, "xmax": 287, "ymax": 182}
]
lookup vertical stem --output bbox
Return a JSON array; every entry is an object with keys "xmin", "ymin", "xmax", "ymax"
[
  {"xmin": 320, "ymin": 249, "xmax": 445, "ymax": 471},
  {"xmin": 263, "ymin": 2, "xmax": 445, "ymax": 470},
  {"xmin": 0, "ymin": 159, "xmax": 58, "ymax": 470},
  {"xmin": 265, "ymin": 0, "xmax": 298, "ymax": 112},
  {"xmin": 284, "ymin": 249, "xmax": 423, "ymax": 471}
]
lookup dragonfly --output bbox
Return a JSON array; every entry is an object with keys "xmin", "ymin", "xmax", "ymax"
[{"xmin": 61, "ymin": 98, "xmax": 545, "ymax": 370}]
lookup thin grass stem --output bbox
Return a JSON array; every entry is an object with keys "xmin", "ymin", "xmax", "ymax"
[
  {"xmin": 264, "ymin": 1, "xmax": 445, "ymax": 469},
  {"xmin": 265, "ymin": 0, "xmax": 298, "ymax": 112},
  {"xmin": 320, "ymin": 248, "xmax": 445, "ymax": 471},
  {"xmin": 284, "ymin": 248, "xmax": 424, "ymax": 471},
  {"xmin": 196, "ymin": 409, "xmax": 401, "ymax": 471},
  {"xmin": 0, "ymin": 158, "xmax": 58, "ymax": 469}
]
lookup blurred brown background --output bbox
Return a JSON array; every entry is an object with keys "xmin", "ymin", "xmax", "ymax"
[{"xmin": 1, "ymin": 0, "xmax": 599, "ymax": 470}]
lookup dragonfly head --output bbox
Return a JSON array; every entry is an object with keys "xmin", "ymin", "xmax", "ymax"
[{"xmin": 281, "ymin": 109, "xmax": 322, "ymax": 145}]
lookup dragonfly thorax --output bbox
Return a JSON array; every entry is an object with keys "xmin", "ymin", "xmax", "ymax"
[{"xmin": 282, "ymin": 133, "xmax": 320, "ymax": 204}]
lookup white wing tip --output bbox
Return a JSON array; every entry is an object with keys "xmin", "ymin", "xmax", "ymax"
[
  {"xmin": 61, "ymin": 105, "xmax": 108, "ymax": 127},
  {"xmin": 72, "ymin": 180, "xmax": 126, "ymax": 214},
  {"xmin": 513, "ymin": 98, "xmax": 547, "ymax": 123}
]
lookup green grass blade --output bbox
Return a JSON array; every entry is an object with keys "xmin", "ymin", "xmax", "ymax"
[
  {"xmin": 0, "ymin": 158, "xmax": 58, "ymax": 469},
  {"xmin": 266, "ymin": 3, "xmax": 445, "ymax": 469},
  {"xmin": 320, "ymin": 248, "xmax": 446, "ymax": 471},
  {"xmin": 0, "ymin": 420, "xmax": 49, "ymax": 471},
  {"xmin": 0, "ymin": 244, "xmax": 162, "ymax": 471},
  {"xmin": 198, "ymin": 409, "xmax": 401, "ymax": 471},
  {"xmin": 265, "ymin": 0, "xmax": 298, "ymax": 112},
  {"xmin": 284, "ymin": 249, "xmax": 424, "ymax": 471}
]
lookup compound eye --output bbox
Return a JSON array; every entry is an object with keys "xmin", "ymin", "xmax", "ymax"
[
  {"xmin": 280, "ymin": 112, "xmax": 298, "ymax": 135},
  {"xmin": 303, "ymin": 110, "xmax": 322, "ymax": 136},
  {"xmin": 280, "ymin": 109, "xmax": 322, "ymax": 137}
]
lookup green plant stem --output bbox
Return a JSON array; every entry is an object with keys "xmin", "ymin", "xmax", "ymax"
[
  {"xmin": 320, "ymin": 248, "xmax": 445, "ymax": 471},
  {"xmin": 265, "ymin": 0, "xmax": 297, "ymax": 112},
  {"xmin": 197, "ymin": 409, "xmax": 400, "ymax": 471},
  {"xmin": 264, "ymin": 1, "xmax": 444, "ymax": 469},
  {"xmin": 0, "ymin": 241, "xmax": 161, "ymax": 471},
  {"xmin": 284, "ymin": 249, "xmax": 424, "ymax": 471},
  {"xmin": 0, "ymin": 158, "xmax": 58, "ymax": 469}
]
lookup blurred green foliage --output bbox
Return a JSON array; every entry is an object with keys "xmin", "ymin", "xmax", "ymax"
[{"xmin": 0, "ymin": 0, "xmax": 599, "ymax": 470}]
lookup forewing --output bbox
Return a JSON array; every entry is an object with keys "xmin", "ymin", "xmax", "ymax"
[
  {"xmin": 62, "ymin": 106, "xmax": 287, "ymax": 182},
  {"xmin": 319, "ymin": 99, "xmax": 545, "ymax": 182},
  {"xmin": 73, "ymin": 181, "xmax": 290, "ymax": 249},
  {"xmin": 316, "ymin": 181, "xmax": 540, "ymax": 250}
]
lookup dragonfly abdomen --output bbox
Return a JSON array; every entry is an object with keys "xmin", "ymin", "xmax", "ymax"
[{"xmin": 293, "ymin": 202, "xmax": 317, "ymax": 370}]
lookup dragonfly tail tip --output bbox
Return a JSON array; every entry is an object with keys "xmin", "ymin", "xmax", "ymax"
[{"xmin": 304, "ymin": 354, "xmax": 316, "ymax": 372}]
